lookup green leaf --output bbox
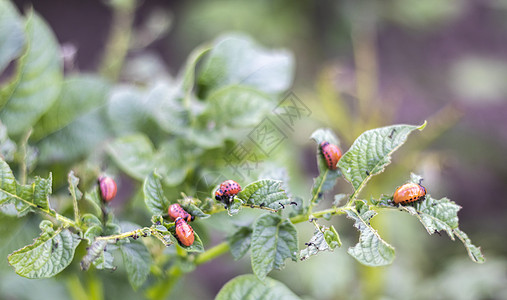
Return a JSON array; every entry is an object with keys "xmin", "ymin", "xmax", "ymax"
[
  {"xmin": 120, "ymin": 241, "xmax": 151, "ymax": 290},
  {"xmin": 310, "ymin": 169, "xmax": 341, "ymax": 205},
  {"xmin": 337, "ymin": 122, "xmax": 426, "ymax": 196},
  {"xmin": 250, "ymin": 214, "xmax": 298, "ymax": 280},
  {"xmin": 324, "ymin": 225, "xmax": 342, "ymax": 249},
  {"xmin": 216, "ymin": 274, "xmax": 301, "ymax": 300},
  {"xmin": 398, "ymin": 194, "xmax": 485, "ymax": 263},
  {"xmin": 228, "ymin": 226, "xmax": 253, "ymax": 260},
  {"xmin": 108, "ymin": 134, "xmax": 157, "ymax": 181},
  {"xmin": 299, "ymin": 226, "xmax": 341, "ymax": 261},
  {"xmin": 143, "ymin": 171, "xmax": 170, "ymax": 216},
  {"xmin": 178, "ymin": 44, "xmax": 211, "ymax": 95},
  {"xmin": 8, "ymin": 220, "xmax": 80, "ymax": 278},
  {"xmin": 84, "ymin": 186, "xmax": 102, "ymax": 217},
  {"xmin": 204, "ymin": 85, "xmax": 273, "ymax": 128},
  {"xmin": 0, "ymin": 158, "xmax": 52, "ymax": 215},
  {"xmin": 399, "ymin": 196, "xmax": 459, "ymax": 237},
  {"xmin": 37, "ymin": 110, "xmax": 111, "ymax": 164},
  {"xmin": 82, "ymin": 214, "xmax": 103, "ymax": 244},
  {"xmin": 178, "ymin": 200, "xmax": 210, "ymax": 219},
  {"xmin": 346, "ymin": 200, "xmax": 395, "ymax": 266},
  {"xmin": 107, "ymin": 86, "xmax": 160, "ymax": 136},
  {"xmin": 144, "ymin": 83, "xmax": 187, "ymax": 135},
  {"xmin": 310, "ymin": 128, "xmax": 342, "ymax": 204},
  {"xmin": 0, "ymin": 0, "xmax": 25, "ymax": 74},
  {"xmin": 0, "ymin": 11, "xmax": 63, "ymax": 136},
  {"xmin": 236, "ymin": 179, "xmax": 290, "ymax": 211},
  {"xmin": 156, "ymin": 140, "xmax": 192, "ymax": 185},
  {"xmin": 226, "ymin": 198, "xmax": 243, "ymax": 216},
  {"xmin": 198, "ymin": 34, "xmax": 294, "ymax": 97},
  {"xmin": 33, "ymin": 74, "xmax": 110, "ymax": 140},
  {"xmin": 84, "ymin": 226, "xmax": 103, "ymax": 245},
  {"xmin": 454, "ymin": 228, "xmax": 485, "ymax": 263}
]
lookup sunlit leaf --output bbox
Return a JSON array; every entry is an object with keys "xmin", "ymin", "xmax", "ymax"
[
  {"xmin": 236, "ymin": 179, "xmax": 290, "ymax": 211},
  {"xmin": 338, "ymin": 122, "xmax": 426, "ymax": 196}
]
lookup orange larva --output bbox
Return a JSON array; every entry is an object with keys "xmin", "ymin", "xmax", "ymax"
[
  {"xmin": 320, "ymin": 141, "xmax": 342, "ymax": 170},
  {"xmin": 175, "ymin": 217, "xmax": 194, "ymax": 246},
  {"xmin": 168, "ymin": 203, "xmax": 194, "ymax": 222},
  {"xmin": 393, "ymin": 183, "xmax": 426, "ymax": 205}
]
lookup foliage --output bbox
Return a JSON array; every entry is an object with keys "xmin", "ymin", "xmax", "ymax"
[{"xmin": 0, "ymin": 1, "xmax": 484, "ymax": 299}]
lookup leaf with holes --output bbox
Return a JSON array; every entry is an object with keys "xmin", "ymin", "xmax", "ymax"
[
  {"xmin": 338, "ymin": 122, "xmax": 426, "ymax": 196},
  {"xmin": 250, "ymin": 214, "xmax": 298, "ymax": 280},
  {"xmin": 8, "ymin": 220, "xmax": 80, "ymax": 278},
  {"xmin": 346, "ymin": 200, "xmax": 395, "ymax": 266},
  {"xmin": 398, "ymin": 193, "xmax": 484, "ymax": 263},
  {"xmin": 299, "ymin": 226, "xmax": 341, "ymax": 261},
  {"xmin": 0, "ymin": 158, "xmax": 52, "ymax": 216},
  {"xmin": 236, "ymin": 179, "xmax": 290, "ymax": 211}
]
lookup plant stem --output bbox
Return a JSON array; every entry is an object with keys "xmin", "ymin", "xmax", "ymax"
[
  {"xmin": 18, "ymin": 128, "xmax": 32, "ymax": 185},
  {"xmin": 290, "ymin": 206, "xmax": 349, "ymax": 224},
  {"xmin": 95, "ymin": 227, "xmax": 149, "ymax": 241},
  {"xmin": 194, "ymin": 242, "xmax": 230, "ymax": 266},
  {"xmin": 54, "ymin": 212, "xmax": 79, "ymax": 228},
  {"xmin": 99, "ymin": 0, "xmax": 136, "ymax": 81}
]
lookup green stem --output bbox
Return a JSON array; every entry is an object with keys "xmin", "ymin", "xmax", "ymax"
[
  {"xmin": 54, "ymin": 212, "xmax": 78, "ymax": 228},
  {"xmin": 18, "ymin": 128, "xmax": 32, "ymax": 185},
  {"xmin": 99, "ymin": 0, "xmax": 136, "ymax": 81},
  {"xmin": 194, "ymin": 242, "xmax": 230, "ymax": 266},
  {"xmin": 95, "ymin": 227, "xmax": 150, "ymax": 241},
  {"xmin": 289, "ymin": 206, "xmax": 350, "ymax": 224}
]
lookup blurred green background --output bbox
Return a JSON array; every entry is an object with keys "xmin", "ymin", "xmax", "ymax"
[{"xmin": 2, "ymin": 0, "xmax": 507, "ymax": 299}]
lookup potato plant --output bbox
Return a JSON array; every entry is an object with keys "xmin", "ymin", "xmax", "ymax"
[{"xmin": 0, "ymin": 1, "xmax": 484, "ymax": 299}]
